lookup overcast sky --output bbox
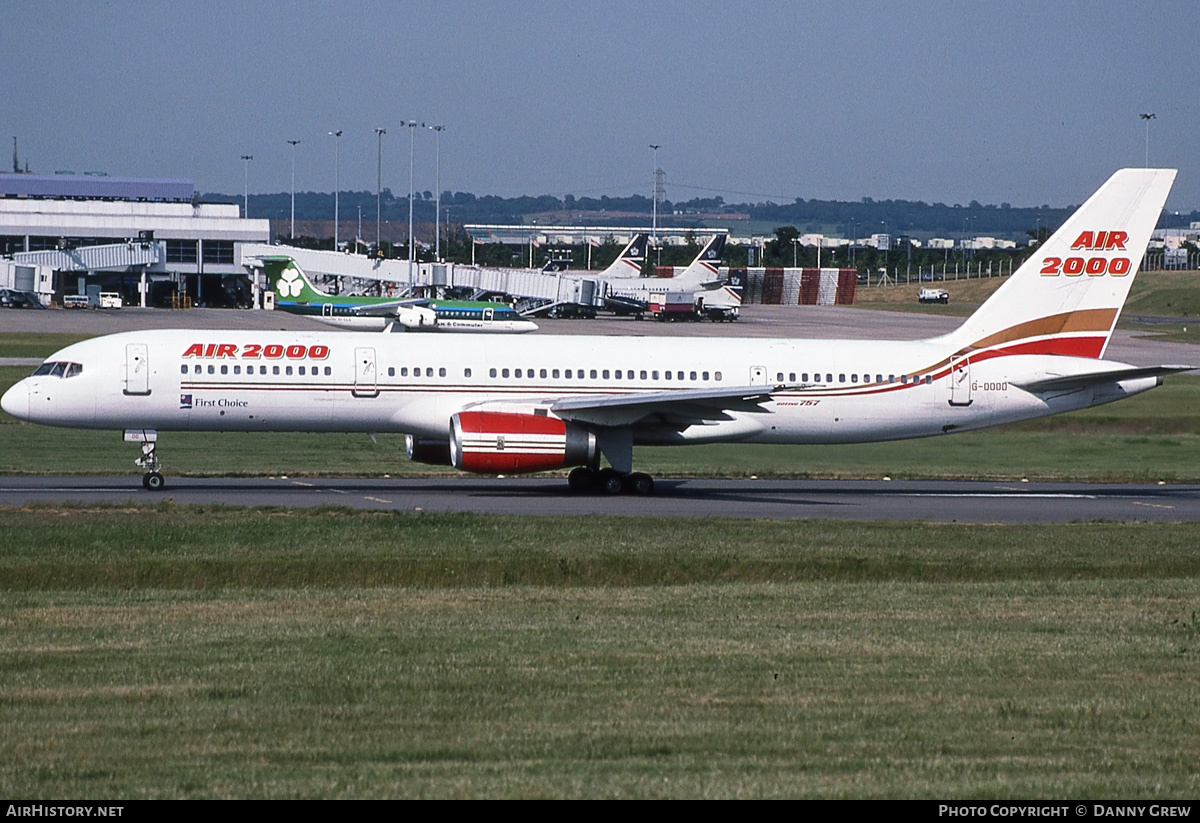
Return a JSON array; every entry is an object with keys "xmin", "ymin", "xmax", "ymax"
[{"xmin": 3, "ymin": 0, "xmax": 1197, "ymax": 211}]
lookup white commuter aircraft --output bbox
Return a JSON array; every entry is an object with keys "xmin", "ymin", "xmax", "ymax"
[
  {"xmin": 257, "ymin": 255, "xmax": 538, "ymax": 333},
  {"xmin": 2, "ymin": 169, "xmax": 1188, "ymax": 494}
]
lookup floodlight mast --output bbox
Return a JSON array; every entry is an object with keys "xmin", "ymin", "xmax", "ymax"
[{"xmin": 287, "ymin": 140, "xmax": 301, "ymax": 238}]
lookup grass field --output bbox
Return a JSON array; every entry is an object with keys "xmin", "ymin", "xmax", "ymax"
[
  {"xmin": 855, "ymin": 270, "xmax": 1200, "ymax": 344},
  {"xmin": 2, "ymin": 507, "xmax": 1198, "ymax": 798}
]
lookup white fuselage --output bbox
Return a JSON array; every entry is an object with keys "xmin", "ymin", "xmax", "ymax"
[{"xmin": 1, "ymin": 328, "xmax": 1157, "ymax": 447}]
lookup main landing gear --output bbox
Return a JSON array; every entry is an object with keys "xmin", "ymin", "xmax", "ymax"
[
  {"xmin": 567, "ymin": 466, "xmax": 655, "ymax": 496},
  {"xmin": 126, "ymin": 429, "xmax": 165, "ymax": 491}
]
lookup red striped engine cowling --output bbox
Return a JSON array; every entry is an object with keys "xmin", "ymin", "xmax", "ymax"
[{"xmin": 450, "ymin": 411, "xmax": 597, "ymax": 474}]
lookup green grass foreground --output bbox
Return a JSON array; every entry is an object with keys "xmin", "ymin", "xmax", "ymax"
[{"xmin": 1, "ymin": 506, "xmax": 1199, "ymax": 798}]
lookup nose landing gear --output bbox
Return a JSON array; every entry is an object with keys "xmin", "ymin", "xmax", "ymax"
[{"xmin": 125, "ymin": 429, "xmax": 165, "ymax": 491}]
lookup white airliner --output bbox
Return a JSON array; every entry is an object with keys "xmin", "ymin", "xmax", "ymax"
[
  {"xmin": 257, "ymin": 256, "xmax": 538, "ymax": 333},
  {"xmin": 1, "ymin": 169, "xmax": 1188, "ymax": 494}
]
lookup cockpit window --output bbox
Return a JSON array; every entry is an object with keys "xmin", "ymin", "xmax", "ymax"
[{"xmin": 32, "ymin": 361, "xmax": 82, "ymax": 378}]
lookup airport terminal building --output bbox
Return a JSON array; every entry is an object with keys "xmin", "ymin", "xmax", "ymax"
[{"xmin": 0, "ymin": 173, "xmax": 269, "ymax": 307}]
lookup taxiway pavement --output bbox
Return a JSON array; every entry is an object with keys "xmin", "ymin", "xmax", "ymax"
[{"xmin": 2, "ymin": 476, "xmax": 1198, "ymax": 522}]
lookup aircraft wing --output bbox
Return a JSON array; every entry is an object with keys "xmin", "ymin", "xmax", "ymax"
[
  {"xmin": 550, "ymin": 384, "xmax": 778, "ymax": 427},
  {"xmin": 340, "ymin": 298, "xmax": 429, "ymax": 316},
  {"xmin": 1012, "ymin": 364, "xmax": 1194, "ymax": 393}
]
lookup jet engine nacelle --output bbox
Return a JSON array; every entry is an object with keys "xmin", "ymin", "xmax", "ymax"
[
  {"xmin": 450, "ymin": 411, "xmax": 597, "ymax": 474},
  {"xmin": 405, "ymin": 435, "xmax": 452, "ymax": 466},
  {"xmin": 395, "ymin": 305, "xmax": 439, "ymax": 329}
]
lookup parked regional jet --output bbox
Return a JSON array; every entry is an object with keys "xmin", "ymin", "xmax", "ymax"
[
  {"xmin": 2, "ymin": 169, "xmax": 1188, "ymax": 495},
  {"xmin": 259, "ymin": 255, "xmax": 537, "ymax": 333}
]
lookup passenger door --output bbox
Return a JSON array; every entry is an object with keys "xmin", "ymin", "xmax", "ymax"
[{"xmin": 353, "ymin": 347, "xmax": 379, "ymax": 398}]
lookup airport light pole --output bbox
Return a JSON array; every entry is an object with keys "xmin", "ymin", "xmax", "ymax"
[
  {"xmin": 287, "ymin": 140, "xmax": 300, "ymax": 239},
  {"xmin": 329, "ymin": 131, "xmax": 343, "ymax": 250},
  {"xmin": 374, "ymin": 128, "xmax": 386, "ymax": 252},
  {"xmin": 649, "ymin": 144, "xmax": 661, "ymax": 255},
  {"xmin": 427, "ymin": 124, "xmax": 445, "ymax": 260},
  {"xmin": 240, "ymin": 155, "xmax": 253, "ymax": 218},
  {"xmin": 1140, "ymin": 113, "xmax": 1156, "ymax": 167},
  {"xmin": 404, "ymin": 120, "xmax": 419, "ymax": 283}
]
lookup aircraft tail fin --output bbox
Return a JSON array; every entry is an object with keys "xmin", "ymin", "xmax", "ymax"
[
  {"xmin": 669, "ymin": 234, "xmax": 728, "ymax": 287},
  {"xmin": 599, "ymin": 233, "xmax": 648, "ymax": 276},
  {"xmin": 260, "ymin": 256, "xmax": 330, "ymax": 302},
  {"xmin": 945, "ymin": 168, "xmax": 1175, "ymax": 360}
]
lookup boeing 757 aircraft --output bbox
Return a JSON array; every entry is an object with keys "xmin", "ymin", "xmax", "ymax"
[{"xmin": 2, "ymin": 169, "xmax": 1188, "ymax": 494}]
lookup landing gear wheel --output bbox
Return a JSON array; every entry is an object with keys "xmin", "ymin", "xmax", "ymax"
[
  {"xmin": 597, "ymin": 468, "xmax": 625, "ymax": 495},
  {"xmin": 142, "ymin": 471, "xmax": 165, "ymax": 491},
  {"xmin": 568, "ymin": 467, "xmax": 595, "ymax": 494},
  {"xmin": 623, "ymin": 472, "xmax": 654, "ymax": 496}
]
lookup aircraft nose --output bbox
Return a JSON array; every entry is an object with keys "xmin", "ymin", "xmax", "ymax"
[{"xmin": 1, "ymin": 380, "xmax": 29, "ymax": 420}]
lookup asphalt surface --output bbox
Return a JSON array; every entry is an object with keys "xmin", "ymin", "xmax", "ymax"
[
  {"xmin": 2, "ymin": 475, "xmax": 1198, "ymax": 522},
  {"xmin": 2, "ymin": 303, "xmax": 1195, "ymax": 367}
]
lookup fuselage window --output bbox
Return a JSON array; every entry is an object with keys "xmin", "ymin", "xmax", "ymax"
[
  {"xmin": 208, "ymin": 365, "xmax": 215, "ymax": 375},
  {"xmin": 515, "ymin": 368, "xmax": 523, "ymax": 378},
  {"xmin": 540, "ymin": 369, "xmax": 547, "ymax": 378},
  {"xmin": 802, "ymin": 373, "xmax": 808, "ymax": 382},
  {"xmin": 690, "ymin": 371, "xmax": 697, "ymax": 381},
  {"xmin": 901, "ymin": 375, "xmax": 908, "ymax": 384},
  {"xmin": 925, "ymin": 375, "xmax": 932, "ymax": 385},
  {"xmin": 195, "ymin": 365, "xmax": 203, "ymax": 374},
  {"xmin": 221, "ymin": 365, "xmax": 228, "ymax": 375},
  {"xmin": 234, "ymin": 365, "xmax": 242, "ymax": 375},
  {"xmin": 299, "ymin": 366, "xmax": 306, "ymax": 375},
  {"xmin": 552, "ymin": 369, "xmax": 560, "ymax": 379},
  {"xmin": 777, "ymin": 372, "xmax": 784, "ymax": 382},
  {"xmin": 715, "ymin": 371, "xmax": 722, "ymax": 381},
  {"xmin": 489, "ymin": 368, "xmax": 497, "ymax": 378},
  {"xmin": 789, "ymin": 373, "xmax": 796, "ymax": 382},
  {"xmin": 285, "ymin": 366, "xmax": 293, "ymax": 376},
  {"xmin": 677, "ymin": 371, "xmax": 684, "ymax": 381},
  {"xmin": 565, "ymin": 369, "xmax": 572, "ymax": 379},
  {"xmin": 640, "ymin": 370, "xmax": 647, "ymax": 380},
  {"xmin": 465, "ymin": 368, "xmax": 472, "ymax": 378},
  {"xmin": 388, "ymin": 367, "xmax": 395, "ymax": 377},
  {"xmin": 324, "ymin": 366, "xmax": 331, "ymax": 376},
  {"xmin": 438, "ymin": 367, "xmax": 446, "ymax": 377},
  {"xmin": 876, "ymin": 374, "xmax": 882, "ymax": 383},
  {"xmin": 502, "ymin": 368, "xmax": 510, "ymax": 378},
  {"xmin": 259, "ymin": 366, "xmax": 267, "ymax": 375},
  {"xmin": 664, "ymin": 371, "xmax": 672, "ymax": 381},
  {"xmin": 703, "ymin": 371, "xmax": 710, "ymax": 381},
  {"xmin": 401, "ymin": 367, "xmax": 409, "ymax": 377},
  {"xmin": 602, "ymin": 370, "xmax": 610, "ymax": 379},
  {"xmin": 851, "ymin": 374, "xmax": 858, "ymax": 383},
  {"xmin": 273, "ymin": 366, "xmax": 280, "ymax": 376},
  {"xmin": 889, "ymin": 375, "xmax": 896, "ymax": 383},
  {"xmin": 653, "ymin": 370, "xmax": 659, "ymax": 380},
  {"xmin": 427, "ymin": 368, "xmax": 434, "ymax": 377},
  {"xmin": 839, "ymin": 374, "xmax": 845, "ymax": 383},
  {"xmin": 180, "ymin": 365, "xmax": 188, "ymax": 375},
  {"xmin": 826, "ymin": 373, "xmax": 833, "ymax": 383},
  {"xmin": 590, "ymin": 369, "xmax": 597, "ymax": 379}
]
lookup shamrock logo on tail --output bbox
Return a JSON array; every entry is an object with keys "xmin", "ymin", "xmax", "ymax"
[{"xmin": 277, "ymin": 266, "xmax": 304, "ymax": 298}]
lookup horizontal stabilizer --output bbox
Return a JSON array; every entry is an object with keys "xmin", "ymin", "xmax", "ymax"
[{"xmin": 1013, "ymin": 364, "xmax": 1194, "ymax": 393}]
